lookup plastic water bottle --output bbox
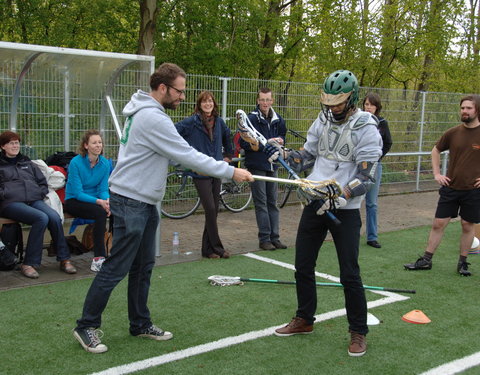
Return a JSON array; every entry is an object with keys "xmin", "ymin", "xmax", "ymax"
[{"xmin": 172, "ymin": 232, "xmax": 179, "ymax": 256}]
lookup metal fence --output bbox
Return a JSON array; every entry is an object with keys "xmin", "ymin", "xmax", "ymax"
[
  {"xmin": 175, "ymin": 76, "xmax": 463, "ymax": 198},
  {"xmin": 1, "ymin": 44, "xmax": 464, "ymax": 202}
]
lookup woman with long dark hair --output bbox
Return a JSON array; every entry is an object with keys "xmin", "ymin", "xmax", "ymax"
[
  {"xmin": 362, "ymin": 93, "xmax": 393, "ymax": 248},
  {"xmin": 175, "ymin": 91, "xmax": 234, "ymax": 258}
]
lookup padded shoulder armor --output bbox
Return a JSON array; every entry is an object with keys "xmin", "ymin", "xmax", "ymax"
[
  {"xmin": 318, "ymin": 111, "xmax": 327, "ymax": 123},
  {"xmin": 350, "ymin": 112, "xmax": 378, "ymax": 130}
]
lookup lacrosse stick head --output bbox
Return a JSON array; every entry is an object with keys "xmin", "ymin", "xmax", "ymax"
[
  {"xmin": 235, "ymin": 109, "xmax": 249, "ymax": 133},
  {"xmin": 208, "ymin": 275, "xmax": 243, "ymax": 286},
  {"xmin": 236, "ymin": 109, "xmax": 266, "ymax": 147},
  {"xmin": 298, "ymin": 178, "xmax": 342, "ymax": 200}
]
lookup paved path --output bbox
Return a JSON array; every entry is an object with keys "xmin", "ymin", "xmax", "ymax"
[{"xmin": 0, "ymin": 191, "xmax": 439, "ymax": 291}]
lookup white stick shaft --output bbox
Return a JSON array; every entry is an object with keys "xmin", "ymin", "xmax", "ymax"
[{"xmin": 252, "ymin": 175, "xmax": 304, "ymax": 186}]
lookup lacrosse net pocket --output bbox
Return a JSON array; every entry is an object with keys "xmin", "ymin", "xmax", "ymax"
[{"xmin": 208, "ymin": 275, "xmax": 244, "ymax": 286}]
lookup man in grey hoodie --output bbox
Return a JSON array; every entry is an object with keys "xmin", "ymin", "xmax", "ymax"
[{"xmin": 73, "ymin": 63, "xmax": 252, "ymax": 354}]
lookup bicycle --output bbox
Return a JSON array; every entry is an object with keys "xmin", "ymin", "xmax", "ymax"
[
  {"xmin": 277, "ymin": 129, "xmax": 311, "ymax": 208},
  {"xmin": 161, "ymin": 159, "xmax": 252, "ymax": 219}
]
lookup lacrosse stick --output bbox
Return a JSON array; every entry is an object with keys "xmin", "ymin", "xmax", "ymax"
[
  {"xmin": 252, "ymin": 175, "xmax": 342, "ymax": 201},
  {"xmin": 207, "ymin": 275, "xmax": 416, "ymax": 294},
  {"xmin": 236, "ymin": 109, "xmax": 341, "ymax": 225}
]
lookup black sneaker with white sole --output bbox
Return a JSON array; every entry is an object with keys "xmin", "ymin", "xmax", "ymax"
[
  {"xmin": 73, "ymin": 327, "xmax": 108, "ymax": 354},
  {"xmin": 457, "ymin": 261, "xmax": 472, "ymax": 276},
  {"xmin": 404, "ymin": 257, "xmax": 432, "ymax": 270},
  {"xmin": 132, "ymin": 324, "xmax": 173, "ymax": 341}
]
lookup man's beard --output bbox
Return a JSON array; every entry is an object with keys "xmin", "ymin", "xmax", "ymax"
[
  {"xmin": 163, "ymin": 92, "xmax": 179, "ymax": 110},
  {"xmin": 461, "ymin": 114, "xmax": 476, "ymax": 124},
  {"xmin": 163, "ymin": 99, "xmax": 178, "ymax": 110}
]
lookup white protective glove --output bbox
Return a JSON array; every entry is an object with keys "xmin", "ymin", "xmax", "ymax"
[
  {"xmin": 316, "ymin": 197, "xmax": 347, "ymax": 216},
  {"xmin": 264, "ymin": 138, "xmax": 286, "ymax": 163},
  {"xmin": 263, "ymin": 143, "xmax": 280, "ymax": 163}
]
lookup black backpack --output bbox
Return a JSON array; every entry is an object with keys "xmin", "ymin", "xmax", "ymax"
[
  {"xmin": 0, "ymin": 223, "xmax": 23, "ymax": 270},
  {"xmin": 44, "ymin": 151, "xmax": 78, "ymax": 169},
  {"xmin": 0, "ymin": 246, "xmax": 16, "ymax": 271},
  {"xmin": 1, "ymin": 223, "xmax": 24, "ymax": 261}
]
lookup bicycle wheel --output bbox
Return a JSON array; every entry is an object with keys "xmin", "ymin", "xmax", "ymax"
[
  {"xmin": 161, "ymin": 171, "xmax": 201, "ymax": 219},
  {"xmin": 278, "ymin": 184, "xmax": 294, "ymax": 208},
  {"xmin": 277, "ymin": 169, "xmax": 294, "ymax": 208},
  {"xmin": 220, "ymin": 181, "xmax": 252, "ymax": 212}
]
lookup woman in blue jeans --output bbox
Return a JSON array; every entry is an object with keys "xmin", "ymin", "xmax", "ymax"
[
  {"xmin": 362, "ymin": 93, "xmax": 392, "ymax": 248},
  {"xmin": 0, "ymin": 131, "xmax": 76, "ymax": 278}
]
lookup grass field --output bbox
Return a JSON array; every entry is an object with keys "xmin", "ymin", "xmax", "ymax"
[{"xmin": 1, "ymin": 222, "xmax": 480, "ymax": 375}]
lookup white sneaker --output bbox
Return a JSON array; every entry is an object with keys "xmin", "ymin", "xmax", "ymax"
[{"xmin": 90, "ymin": 257, "xmax": 105, "ymax": 272}]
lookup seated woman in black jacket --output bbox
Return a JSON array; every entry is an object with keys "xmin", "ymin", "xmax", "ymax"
[{"xmin": 0, "ymin": 131, "xmax": 76, "ymax": 279}]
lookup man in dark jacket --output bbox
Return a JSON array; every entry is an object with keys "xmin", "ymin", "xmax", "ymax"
[{"xmin": 240, "ymin": 87, "xmax": 287, "ymax": 250}]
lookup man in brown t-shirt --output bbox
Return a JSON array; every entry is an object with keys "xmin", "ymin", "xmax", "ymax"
[{"xmin": 404, "ymin": 94, "xmax": 480, "ymax": 276}]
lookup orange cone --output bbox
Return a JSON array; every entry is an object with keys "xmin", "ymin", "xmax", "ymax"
[{"xmin": 402, "ymin": 309, "xmax": 431, "ymax": 324}]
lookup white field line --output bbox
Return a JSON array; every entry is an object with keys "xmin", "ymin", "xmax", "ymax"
[
  {"xmin": 250, "ymin": 253, "xmax": 480, "ymax": 375},
  {"xmin": 418, "ymin": 352, "xmax": 480, "ymax": 375},
  {"xmin": 242, "ymin": 252, "xmax": 408, "ymax": 298},
  {"xmin": 89, "ymin": 252, "xmax": 409, "ymax": 375}
]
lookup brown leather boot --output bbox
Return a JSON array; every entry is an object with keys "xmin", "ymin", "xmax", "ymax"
[
  {"xmin": 60, "ymin": 260, "xmax": 77, "ymax": 274},
  {"xmin": 21, "ymin": 264, "xmax": 39, "ymax": 279},
  {"xmin": 348, "ymin": 331, "xmax": 367, "ymax": 357},
  {"xmin": 274, "ymin": 317, "xmax": 313, "ymax": 337}
]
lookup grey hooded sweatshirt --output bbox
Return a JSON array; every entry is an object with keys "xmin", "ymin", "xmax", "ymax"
[{"xmin": 109, "ymin": 90, "xmax": 234, "ymax": 205}]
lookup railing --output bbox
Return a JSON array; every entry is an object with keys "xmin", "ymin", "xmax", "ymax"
[
  {"xmin": 176, "ymin": 149, "xmax": 447, "ymax": 211},
  {"xmin": 379, "ymin": 150, "xmax": 447, "ymax": 196}
]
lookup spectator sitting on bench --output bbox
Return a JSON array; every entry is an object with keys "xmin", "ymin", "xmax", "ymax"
[
  {"xmin": 0, "ymin": 131, "xmax": 77, "ymax": 279},
  {"xmin": 65, "ymin": 130, "xmax": 111, "ymax": 272}
]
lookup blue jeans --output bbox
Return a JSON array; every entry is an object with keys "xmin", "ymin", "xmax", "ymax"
[
  {"xmin": 76, "ymin": 192, "xmax": 159, "ymax": 334},
  {"xmin": 294, "ymin": 205, "xmax": 368, "ymax": 335},
  {"xmin": 1, "ymin": 200, "xmax": 70, "ymax": 265},
  {"xmin": 249, "ymin": 169, "xmax": 280, "ymax": 243},
  {"xmin": 365, "ymin": 163, "xmax": 382, "ymax": 242}
]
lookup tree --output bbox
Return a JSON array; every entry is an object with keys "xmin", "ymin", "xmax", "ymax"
[
  {"xmin": 137, "ymin": 0, "xmax": 159, "ymax": 56},
  {"xmin": 1, "ymin": 0, "xmax": 480, "ymax": 94}
]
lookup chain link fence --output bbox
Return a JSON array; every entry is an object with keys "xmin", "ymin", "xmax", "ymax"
[
  {"xmin": 2, "ymin": 45, "xmax": 464, "ymax": 209},
  {"xmin": 176, "ymin": 75, "xmax": 463, "ymax": 200}
]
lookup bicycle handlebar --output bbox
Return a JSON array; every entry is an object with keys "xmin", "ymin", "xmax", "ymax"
[{"xmin": 287, "ymin": 129, "xmax": 306, "ymax": 141}]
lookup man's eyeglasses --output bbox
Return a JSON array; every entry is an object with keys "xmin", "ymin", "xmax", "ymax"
[
  {"xmin": 164, "ymin": 84, "xmax": 186, "ymax": 96},
  {"xmin": 258, "ymin": 98, "xmax": 273, "ymax": 103}
]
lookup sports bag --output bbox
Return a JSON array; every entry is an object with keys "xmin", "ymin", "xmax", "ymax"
[
  {"xmin": 47, "ymin": 235, "xmax": 89, "ymax": 256},
  {"xmin": 0, "ymin": 245, "xmax": 17, "ymax": 271},
  {"xmin": 0, "ymin": 223, "xmax": 24, "ymax": 264},
  {"xmin": 44, "ymin": 151, "xmax": 77, "ymax": 170},
  {"xmin": 81, "ymin": 224, "xmax": 95, "ymax": 252}
]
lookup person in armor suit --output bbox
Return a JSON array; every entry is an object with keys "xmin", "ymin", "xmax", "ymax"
[{"xmin": 273, "ymin": 70, "xmax": 382, "ymax": 357}]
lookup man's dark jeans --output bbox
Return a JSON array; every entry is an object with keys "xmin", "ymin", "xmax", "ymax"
[
  {"xmin": 76, "ymin": 193, "xmax": 159, "ymax": 334},
  {"xmin": 294, "ymin": 206, "xmax": 368, "ymax": 335}
]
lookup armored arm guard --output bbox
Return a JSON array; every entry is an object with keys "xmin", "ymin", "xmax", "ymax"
[
  {"xmin": 343, "ymin": 161, "xmax": 378, "ymax": 199},
  {"xmin": 286, "ymin": 149, "xmax": 315, "ymax": 174}
]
